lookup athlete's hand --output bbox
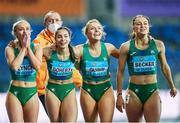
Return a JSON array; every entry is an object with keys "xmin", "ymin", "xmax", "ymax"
[
  {"xmin": 22, "ymin": 32, "xmax": 31, "ymax": 48},
  {"xmin": 116, "ymin": 95, "xmax": 124, "ymax": 113},
  {"xmin": 51, "ymin": 44, "xmax": 56, "ymax": 51},
  {"xmin": 170, "ymin": 87, "xmax": 177, "ymax": 98}
]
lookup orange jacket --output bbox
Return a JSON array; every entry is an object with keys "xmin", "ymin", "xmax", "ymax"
[
  {"xmin": 72, "ymin": 68, "xmax": 82, "ymax": 88},
  {"xmin": 33, "ymin": 29, "xmax": 82, "ymax": 96}
]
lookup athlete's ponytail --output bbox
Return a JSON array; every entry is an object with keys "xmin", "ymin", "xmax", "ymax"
[{"xmin": 68, "ymin": 44, "xmax": 78, "ymax": 63}]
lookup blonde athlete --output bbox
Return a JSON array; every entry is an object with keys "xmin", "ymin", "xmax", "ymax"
[
  {"xmin": 5, "ymin": 20, "xmax": 42, "ymax": 122},
  {"xmin": 116, "ymin": 15, "xmax": 177, "ymax": 122},
  {"xmin": 75, "ymin": 19, "xmax": 119, "ymax": 122}
]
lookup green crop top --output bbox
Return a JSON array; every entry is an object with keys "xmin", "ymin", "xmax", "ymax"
[
  {"xmin": 127, "ymin": 39, "xmax": 159, "ymax": 75},
  {"xmin": 10, "ymin": 43, "xmax": 37, "ymax": 82},
  {"xmin": 80, "ymin": 42, "xmax": 110, "ymax": 82}
]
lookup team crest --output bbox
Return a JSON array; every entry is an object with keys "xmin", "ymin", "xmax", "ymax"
[{"xmin": 151, "ymin": 50, "xmax": 155, "ymax": 54}]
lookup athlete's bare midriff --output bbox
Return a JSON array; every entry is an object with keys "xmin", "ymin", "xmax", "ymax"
[
  {"xmin": 83, "ymin": 78, "xmax": 111, "ymax": 85},
  {"xmin": 11, "ymin": 80, "xmax": 36, "ymax": 87},
  {"xmin": 48, "ymin": 78, "xmax": 73, "ymax": 84},
  {"xmin": 129, "ymin": 74, "xmax": 157, "ymax": 84}
]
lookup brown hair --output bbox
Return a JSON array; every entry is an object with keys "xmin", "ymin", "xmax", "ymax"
[
  {"xmin": 55, "ymin": 26, "xmax": 77, "ymax": 63},
  {"xmin": 130, "ymin": 15, "xmax": 151, "ymax": 39}
]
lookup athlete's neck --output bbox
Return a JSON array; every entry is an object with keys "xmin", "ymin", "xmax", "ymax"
[
  {"xmin": 57, "ymin": 46, "xmax": 69, "ymax": 56},
  {"xmin": 88, "ymin": 41, "xmax": 101, "ymax": 50},
  {"xmin": 135, "ymin": 35, "xmax": 149, "ymax": 46}
]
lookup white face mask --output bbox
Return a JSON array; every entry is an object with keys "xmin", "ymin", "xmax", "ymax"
[{"xmin": 48, "ymin": 22, "xmax": 63, "ymax": 34}]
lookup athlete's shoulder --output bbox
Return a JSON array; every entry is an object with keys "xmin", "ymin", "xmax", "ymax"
[
  {"xmin": 75, "ymin": 43, "xmax": 85, "ymax": 50},
  {"xmin": 153, "ymin": 39, "xmax": 164, "ymax": 48},
  {"xmin": 104, "ymin": 42, "xmax": 114, "ymax": 49},
  {"xmin": 6, "ymin": 40, "xmax": 18, "ymax": 49},
  {"xmin": 104, "ymin": 42, "xmax": 114, "ymax": 47},
  {"xmin": 120, "ymin": 40, "xmax": 131, "ymax": 49},
  {"xmin": 75, "ymin": 43, "xmax": 84, "ymax": 58}
]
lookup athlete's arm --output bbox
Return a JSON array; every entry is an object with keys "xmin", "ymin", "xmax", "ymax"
[
  {"xmin": 116, "ymin": 42, "xmax": 129, "ymax": 112},
  {"xmin": 74, "ymin": 44, "xmax": 83, "ymax": 63},
  {"xmin": 106, "ymin": 43, "xmax": 119, "ymax": 58},
  {"xmin": 157, "ymin": 40, "xmax": 177, "ymax": 97},
  {"xmin": 27, "ymin": 44, "xmax": 42, "ymax": 70},
  {"xmin": 5, "ymin": 43, "xmax": 26, "ymax": 71}
]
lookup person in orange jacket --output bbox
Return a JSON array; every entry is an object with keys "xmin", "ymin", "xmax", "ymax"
[{"xmin": 33, "ymin": 11, "xmax": 82, "ymax": 112}]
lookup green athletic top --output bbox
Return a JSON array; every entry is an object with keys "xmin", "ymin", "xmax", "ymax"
[
  {"xmin": 127, "ymin": 39, "xmax": 159, "ymax": 75},
  {"xmin": 47, "ymin": 51, "xmax": 74, "ymax": 80},
  {"xmin": 10, "ymin": 43, "xmax": 37, "ymax": 82},
  {"xmin": 80, "ymin": 42, "xmax": 110, "ymax": 82}
]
